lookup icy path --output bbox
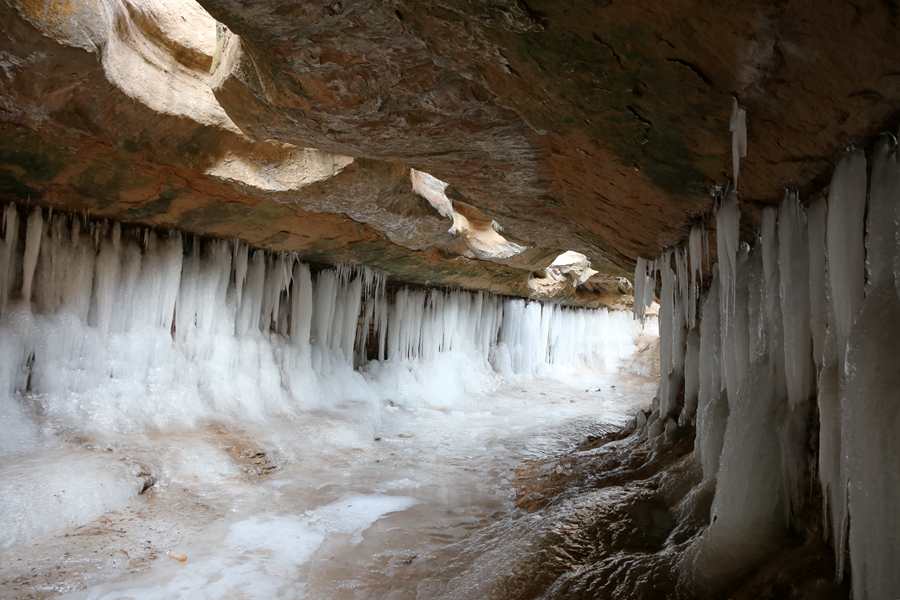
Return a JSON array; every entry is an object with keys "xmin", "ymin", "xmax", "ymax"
[{"xmin": 0, "ymin": 374, "xmax": 653, "ymax": 599}]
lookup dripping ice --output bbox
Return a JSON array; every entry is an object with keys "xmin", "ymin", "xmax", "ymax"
[
  {"xmin": 0, "ymin": 204, "xmax": 645, "ymax": 445},
  {"xmin": 635, "ymin": 131, "xmax": 900, "ymax": 598}
]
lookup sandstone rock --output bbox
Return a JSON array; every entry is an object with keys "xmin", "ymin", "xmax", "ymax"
[{"xmin": 3, "ymin": 0, "xmax": 899, "ymax": 306}]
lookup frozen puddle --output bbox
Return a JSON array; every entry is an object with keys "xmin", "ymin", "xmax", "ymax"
[
  {"xmin": 0, "ymin": 374, "xmax": 654, "ymax": 599},
  {"xmin": 0, "ymin": 450, "xmax": 145, "ymax": 550},
  {"xmin": 72, "ymin": 496, "xmax": 417, "ymax": 600}
]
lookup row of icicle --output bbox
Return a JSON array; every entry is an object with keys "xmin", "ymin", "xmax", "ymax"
[
  {"xmin": 631, "ymin": 97, "xmax": 899, "ymax": 598},
  {"xmin": 0, "ymin": 202, "xmax": 635, "ymax": 374}
]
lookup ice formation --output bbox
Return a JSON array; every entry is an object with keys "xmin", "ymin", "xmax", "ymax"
[
  {"xmin": 729, "ymin": 98, "xmax": 748, "ymax": 185},
  {"xmin": 692, "ymin": 245, "xmax": 785, "ymax": 587},
  {"xmin": 636, "ymin": 137, "xmax": 900, "ymax": 597},
  {"xmin": 716, "ymin": 190, "xmax": 740, "ymax": 333},
  {"xmin": 656, "ymin": 251, "xmax": 685, "ymax": 419},
  {"xmin": 843, "ymin": 138, "xmax": 900, "ymax": 599},
  {"xmin": 0, "ymin": 201, "xmax": 649, "ymax": 549},
  {"xmin": 632, "ymin": 256, "xmax": 656, "ymax": 322},
  {"xmin": 693, "ymin": 273, "xmax": 725, "ymax": 482},
  {"xmin": 0, "ymin": 203, "xmax": 641, "ymax": 445},
  {"xmin": 687, "ymin": 224, "xmax": 707, "ymax": 328},
  {"xmin": 826, "ymin": 150, "xmax": 867, "ymax": 355}
]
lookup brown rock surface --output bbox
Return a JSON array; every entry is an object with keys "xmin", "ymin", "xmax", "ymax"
[{"xmin": 2, "ymin": 0, "xmax": 899, "ymax": 304}]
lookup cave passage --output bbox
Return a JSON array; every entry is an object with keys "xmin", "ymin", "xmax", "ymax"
[
  {"xmin": 5, "ymin": 0, "xmax": 900, "ymax": 597},
  {"xmin": 0, "ymin": 204, "xmax": 657, "ymax": 598}
]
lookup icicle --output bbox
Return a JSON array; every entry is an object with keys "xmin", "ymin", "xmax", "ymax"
[
  {"xmin": 64, "ymin": 217, "xmax": 96, "ymax": 322},
  {"xmin": 716, "ymin": 193, "xmax": 741, "ymax": 396},
  {"xmin": 0, "ymin": 204, "xmax": 19, "ymax": 313},
  {"xmin": 675, "ymin": 247, "xmax": 691, "ymax": 326},
  {"xmin": 729, "ymin": 98, "xmax": 747, "ymax": 186},
  {"xmin": 290, "ymin": 262, "xmax": 312, "ymax": 350},
  {"xmin": 865, "ymin": 138, "xmax": 900, "ymax": 289},
  {"xmin": 807, "ymin": 190, "xmax": 845, "ymax": 569},
  {"xmin": 0, "ymin": 201, "xmax": 648, "ymax": 452},
  {"xmin": 822, "ymin": 151, "xmax": 867, "ymax": 578},
  {"xmin": 692, "ymin": 244, "xmax": 786, "ymax": 593},
  {"xmin": 680, "ymin": 328, "xmax": 700, "ymax": 426},
  {"xmin": 236, "ymin": 250, "xmax": 264, "ymax": 336},
  {"xmin": 716, "ymin": 191, "xmax": 740, "ymax": 335},
  {"xmin": 633, "ymin": 257, "xmax": 647, "ymax": 321},
  {"xmin": 233, "ymin": 241, "xmax": 248, "ymax": 310},
  {"xmin": 774, "ymin": 191, "xmax": 812, "ymax": 520},
  {"xmin": 687, "ymin": 225, "xmax": 705, "ymax": 328},
  {"xmin": 312, "ymin": 269, "xmax": 337, "ymax": 350},
  {"xmin": 807, "ymin": 198, "xmax": 828, "ymax": 368},
  {"xmin": 826, "ymin": 150, "xmax": 867, "ymax": 359},
  {"xmin": 688, "ymin": 225, "xmax": 705, "ymax": 286},
  {"xmin": 759, "ymin": 209, "xmax": 779, "ymax": 363},
  {"xmin": 843, "ymin": 137, "xmax": 900, "ymax": 599},
  {"xmin": 338, "ymin": 276, "xmax": 362, "ymax": 362},
  {"xmin": 694, "ymin": 273, "xmax": 726, "ymax": 481},
  {"xmin": 656, "ymin": 251, "xmax": 685, "ymax": 419},
  {"xmin": 92, "ymin": 223, "xmax": 121, "ymax": 333},
  {"xmin": 21, "ymin": 208, "xmax": 43, "ymax": 303},
  {"xmin": 777, "ymin": 191, "xmax": 812, "ymax": 410}
]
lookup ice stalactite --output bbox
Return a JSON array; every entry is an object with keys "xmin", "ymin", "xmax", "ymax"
[
  {"xmin": 680, "ymin": 328, "xmax": 700, "ymax": 426},
  {"xmin": 824, "ymin": 150, "xmax": 868, "ymax": 577},
  {"xmin": 638, "ymin": 137, "xmax": 900, "ymax": 597},
  {"xmin": 844, "ymin": 137, "xmax": 900, "ymax": 600},
  {"xmin": 637, "ymin": 226, "xmax": 708, "ymax": 430},
  {"xmin": 495, "ymin": 297, "xmax": 641, "ymax": 376},
  {"xmin": 0, "ymin": 205, "xmax": 18, "ymax": 315},
  {"xmin": 0, "ymin": 203, "xmax": 643, "ymax": 448},
  {"xmin": 690, "ymin": 244, "xmax": 786, "ymax": 590},
  {"xmin": 687, "ymin": 224, "xmax": 707, "ymax": 329},
  {"xmin": 719, "ymin": 239, "xmax": 749, "ymax": 413},
  {"xmin": 716, "ymin": 191, "xmax": 740, "ymax": 334},
  {"xmin": 657, "ymin": 251, "xmax": 685, "ymax": 421},
  {"xmin": 826, "ymin": 150, "xmax": 867, "ymax": 355},
  {"xmin": 807, "ymin": 197, "xmax": 829, "ymax": 368},
  {"xmin": 632, "ymin": 257, "xmax": 648, "ymax": 321},
  {"xmin": 777, "ymin": 190, "xmax": 813, "ymax": 518},
  {"xmin": 757, "ymin": 206, "xmax": 793, "ymax": 523},
  {"xmin": 21, "ymin": 208, "xmax": 43, "ymax": 304},
  {"xmin": 778, "ymin": 191, "xmax": 813, "ymax": 410},
  {"xmin": 693, "ymin": 273, "xmax": 725, "ymax": 482},
  {"xmin": 386, "ymin": 287, "xmax": 502, "ymax": 363},
  {"xmin": 632, "ymin": 256, "xmax": 656, "ymax": 322},
  {"xmin": 730, "ymin": 98, "xmax": 748, "ymax": 186},
  {"xmin": 807, "ymin": 192, "xmax": 847, "ymax": 567}
]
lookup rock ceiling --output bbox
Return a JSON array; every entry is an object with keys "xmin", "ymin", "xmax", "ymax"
[{"xmin": 1, "ymin": 0, "xmax": 899, "ymax": 305}]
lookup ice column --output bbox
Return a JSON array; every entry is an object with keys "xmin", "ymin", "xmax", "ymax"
[{"xmin": 844, "ymin": 138, "xmax": 900, "ymax": 600}]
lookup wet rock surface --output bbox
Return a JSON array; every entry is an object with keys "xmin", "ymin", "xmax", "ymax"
[{"xmin": 507, "ymin": 419, "xmax": 850, "ymax": 599}]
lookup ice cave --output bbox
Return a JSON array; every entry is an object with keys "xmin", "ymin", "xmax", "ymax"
[{"xmin": 0, "ymin": 1, "xmax": 898, "ymax": 599}]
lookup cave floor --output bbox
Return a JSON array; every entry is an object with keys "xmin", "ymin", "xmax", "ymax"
[{"xmin": 0, "ymin": 373, "xmax": 654, "ymax": 599}]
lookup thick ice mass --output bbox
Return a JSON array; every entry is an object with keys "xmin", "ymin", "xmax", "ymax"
[
  {"xmin": 826, "ymin": 150, "xmax": 867, "ymax": 356},
  {"xmin": 843, "ymin": 138, "xmax": 900, "ymax": 600},
  {"xmin": 0, "ymin": 203, "xmax": 648, "ymax": 554},
  {"xmin": 0, "ymin": 202, "xmax": 641, "ymax": 440},
  {"xmin": 646, "ymin": 141, "xmax": 900, "ymax": 598}
]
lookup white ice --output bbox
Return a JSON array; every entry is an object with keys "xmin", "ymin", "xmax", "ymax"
[{"xmin": 0, "ymin": 204, "xmax": 650, "ymax": 559}]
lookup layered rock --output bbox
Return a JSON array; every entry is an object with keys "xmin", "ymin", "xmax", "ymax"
[{"xmin": 2, "ymin": 0, "xmax": 900, "ymax": 305}]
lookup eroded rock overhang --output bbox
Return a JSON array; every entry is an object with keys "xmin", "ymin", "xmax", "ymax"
[{"xmin": 2, "ymin": 1, "xmax": 899, "ymax": 306}]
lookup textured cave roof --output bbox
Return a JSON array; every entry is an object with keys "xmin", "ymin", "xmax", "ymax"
[{"xmin": 1, "ymin": 0, "xmax": 898, "ymax": 306}]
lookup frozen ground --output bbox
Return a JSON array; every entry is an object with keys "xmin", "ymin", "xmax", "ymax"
[{"xmin": 0, "ymin": 372, "xmax": 654, "ymax": 599}]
